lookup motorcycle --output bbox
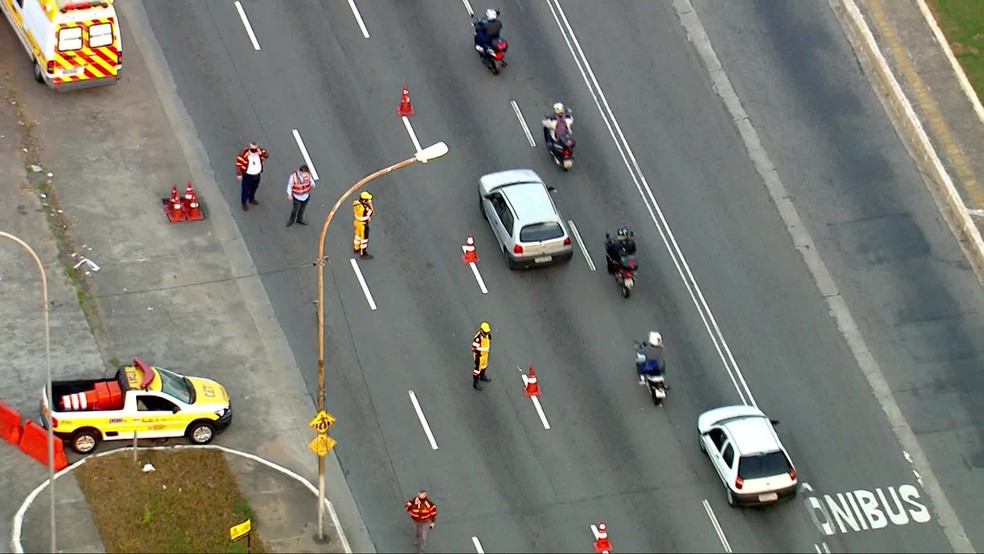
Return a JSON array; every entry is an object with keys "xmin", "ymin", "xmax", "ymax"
[
  {"xmin": 634, "ymin": 342, "xmax": 668, "ymax": 406},
  {"xmin": 605, "ymin": 233, "xmax": 637, "ymax": 298},
  {"xmin": 545, "ymin": 115, "xmax": 576, "ymax": 170},
  {"xmin": 473, "ymin": 14, "xmax": 508, "ymax": 74}
]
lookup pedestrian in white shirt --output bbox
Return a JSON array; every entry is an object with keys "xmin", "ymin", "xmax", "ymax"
[{"xmin": 235, "ymin": 142, "xmax": 268, "ymax": 212}]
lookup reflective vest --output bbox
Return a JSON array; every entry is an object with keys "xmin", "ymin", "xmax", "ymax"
[
  {"xmin": 291, "ymin": 172, "xmax": 312, "ymax": 196},
  {"xmin": 472, "ymin": 331, "xmax": 490, "ymax": 354},
  {"xmin": 235, "ymin": 147, "xmax": 267, "ymax": 174},
  {"xmin": 405, "ymin": 498, "xmax": 437, "ymax": 522},
  {"xmin": 354, "ymin": 200, "xmax": 373, "ymax": 223}
]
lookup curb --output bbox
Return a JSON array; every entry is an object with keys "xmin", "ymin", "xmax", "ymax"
[
  {"xmin": 831, "ymin": 0, "xmax": 984, "ymax": 284},
  {"xmin": 10, "ymin": 444, "xmax": 352, "ymax": 554}
]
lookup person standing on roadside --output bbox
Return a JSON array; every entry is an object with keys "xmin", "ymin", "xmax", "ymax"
[
  {"xmin": 353, "ymin": 191, "xmax": 375, "ymax": 259},
  {"xmin": 472, "ymin": 321, "xmax": 492, "ymax": 390},
  {"xmin": 286, "ymin": 164, "xmax": 315, "ymax": 227},
  {"xmin": 235, "ymin": 141, "xmax": 268, "ymax": 212},
  {"xmin": 405, "ymin": 489, "xmax": 437, "ymax": 553}
]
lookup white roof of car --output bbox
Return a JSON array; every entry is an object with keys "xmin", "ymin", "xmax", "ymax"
[
  {"xmin": 698, "ymin": 404, "xmax": 782, "ymax": 456},
  {"xmin": 480, "ymin": 169, "xmax": 543, "ymax": 192}
]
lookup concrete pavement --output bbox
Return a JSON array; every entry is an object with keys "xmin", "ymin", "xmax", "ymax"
[{"xmin": 0, "ymin": 0, "xmax": 373, "ymax": 551}]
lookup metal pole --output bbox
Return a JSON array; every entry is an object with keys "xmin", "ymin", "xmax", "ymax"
[
  {"xmin": 314, "ymin": 156, "xmax": 421, "ymax": 539},
  {"xmin": 0, "ymin": 232, "xmax": 56, "ymax": 553}
]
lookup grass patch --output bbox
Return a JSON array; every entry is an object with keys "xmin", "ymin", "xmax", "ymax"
[
  {"xmin": 75, "ymin": 449, "xmax": 265, "ymax": 554},
  {"xmin": 929, "ymin": 0, "xmax": 984, "ymax": 100}
]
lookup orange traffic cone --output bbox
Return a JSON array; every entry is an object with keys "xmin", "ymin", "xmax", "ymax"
[
  {"xmin": 462, "ymin": 234, "xmax": 479, "ymax": 264},
  {"xmin": 397, "ymin": 85, "xmax": 415, "ymax": 117},
  {"xmin": 524, "ymin": 365, "xmax": 541, "ymax": 397},
  {"xmin": 185, "ymin": 183, "xmax": 204, "ymax": 221},
  {"xmin": 594, "ymin": 520, "xmax": 611, "ymax": 553},
  {"xmin": 164, "ymin": 184, "xmax": 186, "ymax": 223}
]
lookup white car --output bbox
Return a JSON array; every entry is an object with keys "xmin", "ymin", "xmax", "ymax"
[{"xmin": 698, "ymin": 405, "xmax": 798, "ymax": 507}]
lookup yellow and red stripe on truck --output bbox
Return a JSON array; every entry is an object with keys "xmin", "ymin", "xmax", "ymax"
[{"xmin": 52, "ymin": 17, "xmax": 119, "ymax": 85}]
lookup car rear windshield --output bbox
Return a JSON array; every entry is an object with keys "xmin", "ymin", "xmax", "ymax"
[
  {"xmin": 520, "ymin": 222, "xmax": 564, "ymax": 242},
  {"xmin": 737, "ymin": 451, "xmax": 791, "ymax": 480}
]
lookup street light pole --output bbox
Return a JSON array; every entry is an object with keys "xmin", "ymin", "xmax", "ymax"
[
  {"xmin": 0, "ymin": 231, "xmax": 56, "ymax": 554},
  {"xmin": 314, "ymin": 142, "xmax": 449, "ymax": 540}
]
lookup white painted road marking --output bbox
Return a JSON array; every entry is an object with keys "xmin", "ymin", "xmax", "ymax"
[
  {"xmin": 408, "ymin": 390, "xmax": 439, "ymax": 450},
  {"xmin": 402, "ymin": 116, "xmax": 423, "ymax": 154},
  {"xmin": 590, "ymin": 523, "xmax": 600, "ymax": 539},
  {"xmin": 233, "ymin": 1, "xmax": 261, "ymax": 51},
  {"xmin": 545, "ymin": 0, "xmax": 756, "ymax": 407},
  {"xmin": 461, "ymin": 0, "xmax": 474, "ymax": 17},
  {"xmin": 461, "ymin": 245, "xmax": 488, "ymax": 294},
  {"xmin": 567, "ymin": 219, "xmax": 595, "ymax": 271},
  {"xmin": 349, "ymin": 258, "xmax": 376, "ymax": 311},
  {"xmin": 291, "ymin": 129, "xmax": 320, "ymax": 181},
  {"xmin": 518, "ymin": 367, "xmax": 550, "ymax": 430},
  {"xmin": 814, "ymin": 542, "xmax": 831, "ymax": 554},
  {"xmin": 471, "ymin": 536, "xmax": 485, "ymax": 553},
  {"xmin": 346, "ymin": 0, "xmax": 370, "ymax": 38},
  {"xmin": 702, "ymin": 499, "xmax": 732, "ymax": 553},
  {"xmin": 806, "ymin": 484, "xmax": 931, "ymax": 536},
  {"xmin": 510, "ymin": 100, "xmax": 536, "ymax": 147}
]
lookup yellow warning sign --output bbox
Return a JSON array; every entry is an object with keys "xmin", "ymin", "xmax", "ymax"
[
  {"xmin": 229, "ymin": 519, "xmax": 251, "ymax": 541},
  {"xmin": 309, "ymin": 410, "xmax": 336, "ymax": 434},
  {"xmin": 308, "ymin": 433, "xmax": 337, "ymax": 457}
]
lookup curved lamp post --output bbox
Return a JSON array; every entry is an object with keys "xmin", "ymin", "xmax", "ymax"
[
  {"xmin": 0, "ymin": 231, "xmax": 56, "ymax": 553},
  {"xmin": 313, "ymin": 142, "xmax": 449, "ymax": 539}
]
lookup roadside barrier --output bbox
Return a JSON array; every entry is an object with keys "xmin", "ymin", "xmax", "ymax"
[
  {"xmin": 18, "ymin": 420, "xmax": 68, "ymax": 471},
  {"xmin": 0, "ymin": 401, "xmax": 22, "ymax": 444}
]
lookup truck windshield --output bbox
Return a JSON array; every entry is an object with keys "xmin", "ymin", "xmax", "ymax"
[{"xmin": 156, "ymin": 368, "xmax": 193, "ymax": 404}]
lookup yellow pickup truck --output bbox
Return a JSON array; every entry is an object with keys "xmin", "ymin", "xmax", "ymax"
[{"xmin": 40, "ymin": 358, "xmax": 232, "ymax": 454}]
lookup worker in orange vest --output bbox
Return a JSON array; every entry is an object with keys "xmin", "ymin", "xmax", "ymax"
[
  {"xmin": 353, "ymin": 191, "xmax": 374, "ymax": 259},
  {"xmin": 235, "ymin": 141, "xmax": 268, "ymax": 211},
  {"xmin": 405, "ymin": 489, "xmax": 437, "ymax": 552},
  {"xmin": 472, "ymin": 321, "xmax": 492, "ymax": 390},
  {"xmin": 286, "ymin": 164, "xmax": 315, "ymax": 227}
]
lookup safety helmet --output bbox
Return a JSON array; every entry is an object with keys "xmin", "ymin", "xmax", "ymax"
[
  {"xmin": 616, "ymin": 227, "xmax": 630, "ymax": 240},
  {"xmin": 485, "ymin": 8, "xmax": 498, "ymax": 20},
  {"xmin": 360, "ymin": 191, "xmax": 373, "ymax": 201},
  {"xmin": 649, "ymin": 331, "xmax": 662, "ymax": 346},
  {"xmin": 553, "ymin": 102, "xmax": 566, "ymax": 115},
  {"xmin": 480, "ymin": 321, "xmax": 491, "ymax": 333}
]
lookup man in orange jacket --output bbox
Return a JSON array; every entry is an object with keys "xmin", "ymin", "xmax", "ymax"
[
  {"xmin": 405, "ymin": 489, "xmax": 437, "ymax": 552},
  {"xmin": 235, "ymin": 141, "xmax": 268, "ymax": 211}
]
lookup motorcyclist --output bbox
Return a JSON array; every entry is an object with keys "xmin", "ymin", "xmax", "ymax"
[
  {"xmin": 474, "ymin": 8, "xmax": 503, "ymax": 51},
  {"xmin": 637, "ymin": 331, "xmax": 666, "ymax": 384},
  {"xmin": 605, "ymin": 227, "xmax": 637, "ymax": 274},
  {"xmin": 542, "ymin": 102, "xmax": 574, "ymax": 146}
]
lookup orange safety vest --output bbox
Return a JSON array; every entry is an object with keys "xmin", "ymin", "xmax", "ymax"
[
  {"xmin": 291, "ymin": 171, "xmax": 312, "ymax": 196},
  {"xmin": 235, "ymin": 147, "xmax": 267, "ymax": 174},
  {"xmin": 405, "ymin": 497, "xmax": 437, "ymax": 522}
]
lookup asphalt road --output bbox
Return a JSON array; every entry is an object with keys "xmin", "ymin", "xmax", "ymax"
[{"xmin": 140, "ymin": 1, "xmax": 979, "ymax": 552}]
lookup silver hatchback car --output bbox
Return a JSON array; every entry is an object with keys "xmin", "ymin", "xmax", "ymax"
[{"xmin": 479, "ymin": 169, "xmax": 574, "ymax": 269}]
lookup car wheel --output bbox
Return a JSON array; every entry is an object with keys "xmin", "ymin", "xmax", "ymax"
[
  {"xmin": 33, "ymin": 61, "xmax": 44, "ymax": 84},
  {"xmin": 186, "ymin": 420, "xmax": 216, "ymax": 445},
  {"xmin": 726, "ymin": 488, "xmax": 737, "ymax": 507},
  {"xmin": 72, "ymin": 428, "xmax": 100, "ymax": 454},
  {"xmin": 504, "ymin": 246, "xmax": 518, "ymax": 270},
  {"xmin": 698, "ymin": 434, "xmax": 706, "ymax": 453}
]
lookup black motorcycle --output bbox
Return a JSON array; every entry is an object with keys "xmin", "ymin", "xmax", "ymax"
[
  {"xmin": 545, "ymin": 117, "xmax": 575, "ymax": 170},
  {"xmin": 605, "ymin": 232, "xmax": 637, "ymax": 298},
  {"xmin": 473, "ymin": 14, "xmax": 508, "ymax": 74}
]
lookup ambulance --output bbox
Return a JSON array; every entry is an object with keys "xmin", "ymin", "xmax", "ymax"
[{"xmin": 0, "ymin": 0, "xmax": 122, "ymax": 90}]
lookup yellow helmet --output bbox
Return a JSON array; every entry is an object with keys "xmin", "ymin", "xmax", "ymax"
[
  {"xmin": 480, "ymin": 321, "xmax": 490, "ymax": 333},
  {"xmin": 360, "ymin": 191, "xmax": 373, "ymax": 200}
]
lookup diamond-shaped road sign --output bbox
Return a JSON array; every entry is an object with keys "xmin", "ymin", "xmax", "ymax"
[
  {"xmin": 308, "ymin": 433, "xmax": 337, "ymax": 457},
  {"xmin": 309, "ymin": 410, "xmax": 336, "ymax": 434}
]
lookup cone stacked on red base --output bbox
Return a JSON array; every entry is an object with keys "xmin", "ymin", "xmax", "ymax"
[
  {"xmin": 397, "ymin": 85, "xmax": 415, "ymax": 116},
  {"xmin": 594, "ymin": 520, "xmax": 611, "ymax": 553},
  {"xmin": 524, "ymin": 365, "xmax": 541, "ymax": 397},
  {"xmin": 164, "ymin": 184, "xmax": 186, "ymax": 222},
  {"xmin": 462, "ymin": 234, "xmax": 479, "ymax": 264},
  {"xmin": 183, "ymin": 182, "xmax": 204, "ymax": 221}
]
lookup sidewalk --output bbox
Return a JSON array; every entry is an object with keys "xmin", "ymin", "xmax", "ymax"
[{"xmin": 0, "ymin": 0, "xmax": 372, "ymax": 552}]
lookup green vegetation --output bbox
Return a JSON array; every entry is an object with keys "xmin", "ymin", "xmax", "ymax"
[
  {"xmin": 75, "ymin": 449, "xmax": 265, "ymax": 553},
  {"xmin": 929, "ymin": 0, "xmax": 984, "ymax": 101}
]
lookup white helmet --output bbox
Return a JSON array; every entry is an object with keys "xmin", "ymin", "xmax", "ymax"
[
  {"xmin": 648, "ymin": 331, "xmax": 662, "ymax": 346},
  {"xmin": 485, "ymin": 8, "xmax": 498, "ymax": 20},
  {"xmin": 553, "ymin": 102, "xmax": 566, "ymax": 115}
]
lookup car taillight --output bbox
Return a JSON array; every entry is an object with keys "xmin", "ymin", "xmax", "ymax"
[
  {"xmin": 788, "ymin": 468, "xmax": 797, "ymax": 480},
  {"xmin": 563, "ymin": 237, "xmax": 571, "ymax": 246},
  {"xmin": 51, "ymin": 416, "xmax": 58, "ymax": 427},
  {"xmin": 46, "ymin": 60, "xmax": 54, "ymax": 74},
  {"xmin": 563, "ymin": 148, "xmax": 571, "ymax": 156},
  {"xmin": 513, "ymin": 244, "xmax": 523, "ymax": 254},
  {"xmin": 494, "ymin": 51, "xmax": 504, "ymax": 60},
  {"xmin": 735, "ymin": 477, "xmax": 743, "ymax": 490}
]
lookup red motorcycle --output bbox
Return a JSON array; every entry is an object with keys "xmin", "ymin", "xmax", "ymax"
[{"xmin": 614, "ymin": 254, "xmax": 638, "ymax": 298}]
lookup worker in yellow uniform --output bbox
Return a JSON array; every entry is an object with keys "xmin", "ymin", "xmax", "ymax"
[
  {"xmin": 353, "ymin": 191, "xmax": 375, "ymax": 259},
  {"xmin": 471, "ymin": 321, "xmax": 492, "ymax": 390}
]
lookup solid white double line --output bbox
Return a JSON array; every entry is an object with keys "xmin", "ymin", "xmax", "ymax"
[
  {"xmin": 702, "ymin": 499, "xmax": 732, "ymax": 553},
  {"xmin": 544, "ymin": 0, "xmax": 756, "ymax": 407}
]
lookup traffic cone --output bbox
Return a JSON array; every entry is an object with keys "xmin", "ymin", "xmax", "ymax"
[
  {"xmin": 462, "ymin": 234, "xmax": 479, "ymax": 264},
  {"xmin": 163, "ymin": 184, "xmax": 186, "ymax": 223},
  {"xmin": 184, "ymin": 182, "xmax": 204, "ymax": 221},
  {"xmin": 594, "ymin": 520, "xmax": 612, "ymax": 554},
  {"xmin": 397, "ymin": 85, "xmax": 415, "ymax": 117},
  {"xmin": 524, "ymin": 365, "xmax": 541, "ymax": 397}
]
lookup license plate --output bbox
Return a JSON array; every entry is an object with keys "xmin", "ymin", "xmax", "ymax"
[
  {"xmin": 62, "ymin": 67, "xmax": 80, "ymax": 75},
  {"xmin": 534, "ymin": 256, "xmax": 553, "ymax": 263},
  {"xmin": 758, "ymin": 492, "xmax": 779, "ymax": 502}
]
